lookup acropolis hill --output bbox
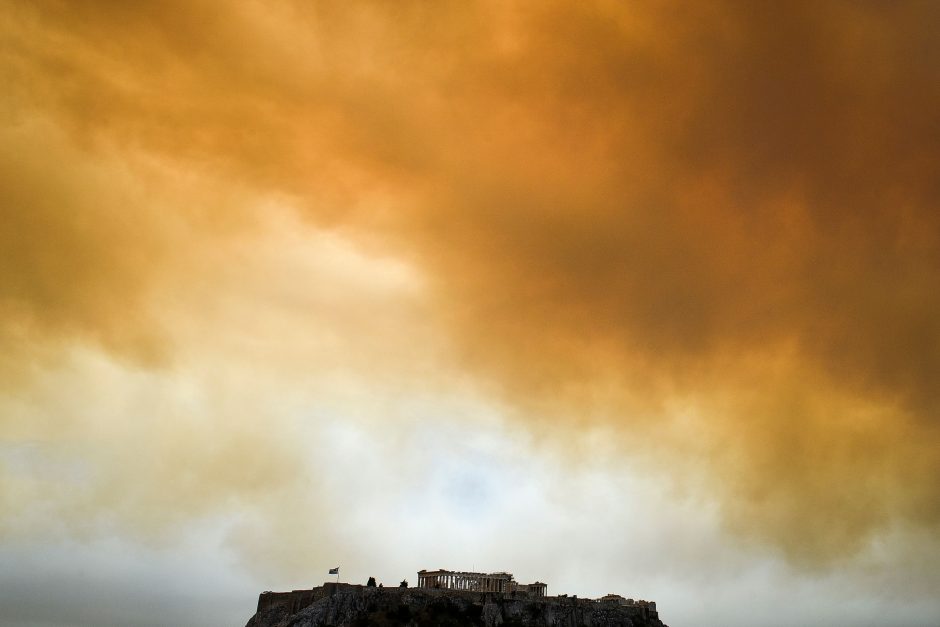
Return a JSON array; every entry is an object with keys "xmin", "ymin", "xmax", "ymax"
[{"xmin": 244, "ymin": 568, "xmax": 668, "ymax": 627}]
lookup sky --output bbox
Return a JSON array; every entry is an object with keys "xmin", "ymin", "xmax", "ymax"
[{"xmin": 1, "ymin": 1, "xmax": 939, "ymax": 625}]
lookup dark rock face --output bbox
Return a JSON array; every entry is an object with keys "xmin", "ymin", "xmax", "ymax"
[{"xmin": 245, "ymin": 584, "xmax": 669, "ymax": 627}]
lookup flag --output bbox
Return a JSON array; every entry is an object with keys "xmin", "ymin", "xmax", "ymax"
[{"xmin": 329, "ymin": 567, "xmax": 339, "ymax": 574}]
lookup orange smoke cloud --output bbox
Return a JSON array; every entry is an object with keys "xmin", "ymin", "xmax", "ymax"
[{"xmin": 2, "ymin": 0, "xmax": 939, "ymax": 564}]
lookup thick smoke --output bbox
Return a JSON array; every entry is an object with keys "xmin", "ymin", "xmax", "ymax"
[{"xmin": 2, "ymin": 0, "xmax": 939, "ymax": 564}]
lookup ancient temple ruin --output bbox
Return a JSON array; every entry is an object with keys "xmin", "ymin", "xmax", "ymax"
[{"xmin": 417, "ymin": 569, "xmax": 547, "ymax": 597}]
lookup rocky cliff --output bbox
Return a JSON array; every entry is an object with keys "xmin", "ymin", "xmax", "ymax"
[{"xmin": 245, "ymin": 583, "xmax": 669, "ymax": 627}]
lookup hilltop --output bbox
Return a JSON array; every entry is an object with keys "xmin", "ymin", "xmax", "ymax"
[{"xmin": 244, "ymin": 583, "xmax": 669, "ymax": 627}]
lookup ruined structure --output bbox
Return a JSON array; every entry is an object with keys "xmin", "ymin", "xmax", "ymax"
[
  {"xmin": 599, "ymin": 594, "xmax": 657, "ymax": 611},
  {"xmin": 417, "ymin": 569, "xmax": 547, "ymax": 597}
]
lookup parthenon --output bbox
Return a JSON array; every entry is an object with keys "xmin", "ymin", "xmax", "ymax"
[{"xmin": 417, "ymin": 569, "xmax": 547, "ymax": 597}]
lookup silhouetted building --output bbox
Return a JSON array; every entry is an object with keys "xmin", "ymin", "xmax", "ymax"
[{"xmin": 417, "ymin": 569, "xmax": 546, "ymax": 597}]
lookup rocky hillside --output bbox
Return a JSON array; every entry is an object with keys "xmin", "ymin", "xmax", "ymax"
[{"xmin": 245, "ymin": 583, "xmax": 669, "ymax": 627}]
